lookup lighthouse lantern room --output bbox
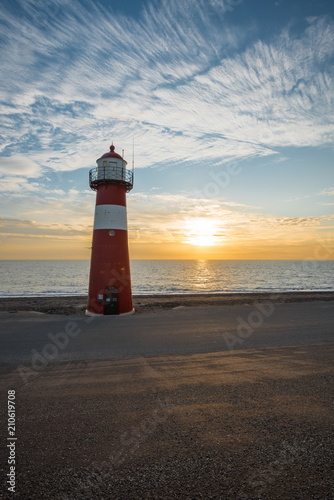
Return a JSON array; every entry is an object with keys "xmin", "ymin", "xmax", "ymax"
[{"xmin": 86, "ymin": 144, "xmax": 134, "ymax": 316}]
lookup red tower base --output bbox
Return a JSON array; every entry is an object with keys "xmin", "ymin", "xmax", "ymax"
[{"xmin": 86, "ymin": 182, "xmax": 134, "ymax": 316}]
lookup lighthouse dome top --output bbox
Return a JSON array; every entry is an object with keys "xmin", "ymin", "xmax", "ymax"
[
  {"xmin": 98, "ymin": 144, "xmax": 124, "ymax": 162},
  {"xmin": 90, "ymin": 142, "xmax": 133, "ymax": 192}
]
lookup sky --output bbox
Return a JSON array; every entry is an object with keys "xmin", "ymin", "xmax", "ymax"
[{"xmin": 0, "ymin": 0, "xmax": 333, "ymax": 260}]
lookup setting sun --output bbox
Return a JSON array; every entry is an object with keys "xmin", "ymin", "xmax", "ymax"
[{"xmin": 184, "ymin": 218, "xmax": 221, "ymax": 246}]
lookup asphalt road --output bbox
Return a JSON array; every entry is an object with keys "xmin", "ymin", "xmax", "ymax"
[{"xmin": 1, "ymin": 301, "xmax": 333, "ymax": 367}]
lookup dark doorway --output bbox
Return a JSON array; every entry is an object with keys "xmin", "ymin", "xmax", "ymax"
[{"xmin": 104, "ymin": 286, "xmax": 119, "ymax": 315}]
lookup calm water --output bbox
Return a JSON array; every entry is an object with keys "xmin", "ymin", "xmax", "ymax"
[{"xmin": 0, "ymin": 260, "xmax": 333, "ymax": 297}]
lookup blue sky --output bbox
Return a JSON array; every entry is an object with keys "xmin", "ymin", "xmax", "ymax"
[{"xmin": 0, "ymin": 0, "xmax": 333, "ymax": 259}]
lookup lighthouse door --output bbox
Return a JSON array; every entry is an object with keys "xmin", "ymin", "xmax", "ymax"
[{"xmin": 104, "ymin": 286, "xmax": 119, "ymax": 315}]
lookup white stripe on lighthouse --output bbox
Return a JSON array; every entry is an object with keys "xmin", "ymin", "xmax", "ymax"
[{"xmin": 93, "ymin": 204, "xmax": 127, "ymax": 230}]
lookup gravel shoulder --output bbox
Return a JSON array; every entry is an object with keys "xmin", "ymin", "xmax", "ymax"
[{"xmin": 0, "ymin": 344, "xmax": 333, "ymax": 499}]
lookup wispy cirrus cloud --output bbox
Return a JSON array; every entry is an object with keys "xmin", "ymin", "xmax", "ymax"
[
  {"xmin": 0, "ymin": 176, "xmax": 40, "ymax": 193},
  {"xmin": 319, "ymin": 188, "xmax": 334, "ymax": 196},
  {"xmin": 0, "ymin": 0, "xmax": 333, "ymax": 177}
]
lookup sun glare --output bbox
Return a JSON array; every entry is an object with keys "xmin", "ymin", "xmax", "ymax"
[{"xmin": 185, "ymin": 218, "xmax": 221, "ymax": 246}]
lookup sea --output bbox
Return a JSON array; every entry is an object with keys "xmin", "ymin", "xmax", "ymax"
[{"xmin": 0, "ymin": 260, "xmax": 333, "ymax": 298}]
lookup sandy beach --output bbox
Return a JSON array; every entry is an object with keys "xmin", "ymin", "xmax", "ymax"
[
  {"xmin": 1, "ymin": 291, "xmax": 334, "ymax": 315},
  {"xmin": 0, "ymin": 295, "xmax": 333, "ymax": 499}
]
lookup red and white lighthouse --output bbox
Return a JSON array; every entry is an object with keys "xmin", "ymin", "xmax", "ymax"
[{"xmin": 86, "ymin": 144, "xmax": 134, "ymax": 316}]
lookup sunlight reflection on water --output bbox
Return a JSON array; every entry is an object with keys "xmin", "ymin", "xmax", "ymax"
[{"xmin": 0, "ymin": 259, "xmax": 333, "ymax": 297}]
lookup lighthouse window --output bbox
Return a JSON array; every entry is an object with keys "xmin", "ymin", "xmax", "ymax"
[{"xmin": 103, "ymin": 161, "xmax": 107, "ymax": 166}]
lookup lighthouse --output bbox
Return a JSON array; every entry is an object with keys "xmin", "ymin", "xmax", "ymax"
[{"xmin": 86, "ymin": 144, "xmax": 134, "ymax": 316}]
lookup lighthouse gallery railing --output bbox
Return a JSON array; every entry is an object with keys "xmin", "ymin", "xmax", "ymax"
[{"xmin": 89, "ymin": 166, "xmax": 133, "ymax": 192}]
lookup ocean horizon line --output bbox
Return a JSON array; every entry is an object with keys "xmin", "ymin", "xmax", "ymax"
[{"xmin": 1, "ymin": 258, "xmax": 334, "ymax": 262}]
